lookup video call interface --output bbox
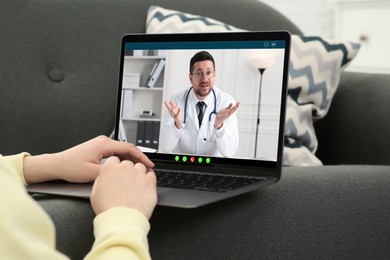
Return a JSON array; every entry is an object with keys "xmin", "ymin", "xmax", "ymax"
[{"xmin": 117, "ymin": 38, "xmax": 288, "ymax": 167}]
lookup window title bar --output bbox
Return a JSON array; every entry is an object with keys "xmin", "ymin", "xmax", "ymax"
[{"xmin": 125, "ymin": 40, "xmax": 286, "ymax": 51}]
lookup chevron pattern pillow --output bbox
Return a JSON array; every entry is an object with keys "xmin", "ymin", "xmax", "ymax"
[
  {"xmin": 146, "ymin": 5, "xmax": 360, "ymax": 166},
  {"xmin": 284, "ymin": 35, "xmax": 360, "ymax": 165}
]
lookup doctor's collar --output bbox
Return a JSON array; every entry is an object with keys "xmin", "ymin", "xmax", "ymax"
[{"xmin": 190, "ymin": 87, "xmax": 214, "ymax": 106}]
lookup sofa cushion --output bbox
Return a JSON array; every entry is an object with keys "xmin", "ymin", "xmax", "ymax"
[
  {"xmin": 146, "ymin": 5, "xmax": 360, "ymax": 166},
  {"xmin": 37, "ymin": 165, "xmax": 390, "ymax": 259}
]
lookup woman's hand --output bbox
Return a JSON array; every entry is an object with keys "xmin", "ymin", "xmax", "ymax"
[
  {"xmin": 23, "ymin": 135, "xmax": 154, "ymax": 184},
  {"xmin": 91, "ymin": 156, "xmax": 157, "ymax": 219}
]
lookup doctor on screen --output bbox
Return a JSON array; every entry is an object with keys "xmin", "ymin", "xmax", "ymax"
[{"xmin": 160, "ymin": 51, "xmax": 240, "ymax": 157}]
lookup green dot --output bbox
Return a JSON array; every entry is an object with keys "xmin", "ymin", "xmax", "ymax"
[
  {"xmin": 198, "ymin": 157, "xmax": 203, "ymax": 163},
  {"xmin": 206, "ymin": 158, "xmax": 211, "ymax": 164},
  {"xmin": 175, "ymin": 156, "xmax": 180, "ymax": 162},
  {"xmin": 182, "ymin": 156, "xmax": 187, "ymax": 162}
]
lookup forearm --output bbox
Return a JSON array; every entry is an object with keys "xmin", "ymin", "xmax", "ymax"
[
  {"xmin": 0, "ymin": 154, "xmax": 69, "ymax": 260},
  {"xmin": 23, "ymin": 153, "xmax": 63, "ymax": 184},
  {"xmin": 0, "ymin": 152, "xmax": 59, "ymax": 186}
]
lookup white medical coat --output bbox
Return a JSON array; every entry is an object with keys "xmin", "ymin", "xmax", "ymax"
[{"xmin": 160, "ymin": 86, "xmax": 239, "ymax": 157}]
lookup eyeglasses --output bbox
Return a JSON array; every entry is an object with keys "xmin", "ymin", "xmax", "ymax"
[{"xmin": 192, "ymin": 70, "xmax": 215, "ymax": 80}]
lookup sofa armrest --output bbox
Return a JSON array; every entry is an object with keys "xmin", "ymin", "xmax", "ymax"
[{"xmin": 315, "ymin": 71, "xmax": 390, "ymax": 165}]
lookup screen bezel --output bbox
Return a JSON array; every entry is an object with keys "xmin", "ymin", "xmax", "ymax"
[{"xmin": 114, "ymin": 31, "xmax": 291, "ymax": 179}]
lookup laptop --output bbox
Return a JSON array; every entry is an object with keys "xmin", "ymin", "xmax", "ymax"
[{"xmin": 28, "ymin": 31, "xmax": 291, "ymax": 208}]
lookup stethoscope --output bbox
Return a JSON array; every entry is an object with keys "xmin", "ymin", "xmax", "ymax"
[{"xmin": 183, "ymin": 87, "xmax": 217, "ymax": 124}]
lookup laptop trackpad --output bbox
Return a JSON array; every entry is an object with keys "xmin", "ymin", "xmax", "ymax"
[{"xmin": 156, "ymin": 188, "xmax": 228, "ymax": 208}]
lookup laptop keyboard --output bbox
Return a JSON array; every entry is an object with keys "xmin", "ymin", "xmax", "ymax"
[{"xmin": 155, "ymin": 170, "xmax": 265, "ymax": 193}]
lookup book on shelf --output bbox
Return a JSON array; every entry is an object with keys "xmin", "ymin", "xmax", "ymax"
[
  {"xmin": 121, "ymin": 89, "xmax": 133, "ymax": 119},
  {"xmin": 136, "ymin": 121, "xmax": 145, "ymax": 146},
  {"xmin": 144, "ymin": 121, "xmax": 153, "ymax": 147},
  {"xmin": 146, "ymin": 59, "xmax": 165, "ymax": 88},
  {"xmin": 118, "ymin": 120, "xmax": 127, "ymax": 142},
  {"xmin": 151, "ymin": 121, "xmax": 160, "ymax": 150},
  {"xmin": 135, "ymin": 121, "xmax": 160, "ymax": 149}
]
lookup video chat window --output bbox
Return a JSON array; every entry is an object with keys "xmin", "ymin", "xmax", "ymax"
[{"xmin": 119, "ymin": 46, "xmax": 285, "ymax": 162}]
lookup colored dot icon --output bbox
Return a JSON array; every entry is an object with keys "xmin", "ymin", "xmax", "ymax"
[{"xmin": 173, "ymin": 155, "xmax": 210, "ymax": 164}]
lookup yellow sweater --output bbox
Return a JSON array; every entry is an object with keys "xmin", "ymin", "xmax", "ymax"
[{"xmin": 0, "ymin": 153, "xmax": 151, "ymax": 259}]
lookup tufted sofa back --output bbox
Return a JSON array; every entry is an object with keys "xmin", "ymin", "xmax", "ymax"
[{"xmin": 0, "ymin": 0, "xmax": 300, "ymax": 155}]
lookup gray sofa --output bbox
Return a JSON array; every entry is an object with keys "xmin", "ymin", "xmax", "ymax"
[{"xmin": 2, "ymin": 0, "xmax": 390, "ymax": 259}]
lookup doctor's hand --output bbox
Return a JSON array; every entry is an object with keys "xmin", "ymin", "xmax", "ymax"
[
  {"xmin": 214, "ymin": 102, "xmax": 240, "ymax": 129},
  {"xmin": 164, "ymin": 100, "xmax": 183, "ymax": 129}
]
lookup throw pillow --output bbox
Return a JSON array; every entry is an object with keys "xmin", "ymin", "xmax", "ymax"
[{"xmin": 146, "ymin": 5, "xmax": 360, "ymax": 166}]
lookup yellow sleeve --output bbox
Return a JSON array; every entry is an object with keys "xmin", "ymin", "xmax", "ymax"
[
  {"xmin": 1, "ymin": 152, "xmax": 30, "ymax": 185},
  {"xmin": 85, "ymin": 207, "xmax": 152, "ymax": 260},
  {"xmin": 0, "ymin": 154, "xmax": 69, "ymax": 259}
]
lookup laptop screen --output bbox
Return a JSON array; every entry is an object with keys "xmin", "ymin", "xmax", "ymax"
[{"xmin": 115, "ymin": 31, "xmax": 290, "ymax": 178}]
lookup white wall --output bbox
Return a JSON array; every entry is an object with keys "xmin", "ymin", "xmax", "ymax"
[
  {"xmin": 259, "ymin": 0, "xmax": 336, "ymax": 38},
  {"xmin": 258, "ymin": 0, "xmax": 390, "ymax": 73}
]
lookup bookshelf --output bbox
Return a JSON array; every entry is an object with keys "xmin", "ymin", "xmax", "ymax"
[{"xmin": 119, "ymin": 54, "xmax": 166, "ymax": 150}]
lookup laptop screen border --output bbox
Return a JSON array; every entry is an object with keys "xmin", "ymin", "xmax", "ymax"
[{"xmin": 114, "ymin": 31, "xmax": 291, "ymax": 178}]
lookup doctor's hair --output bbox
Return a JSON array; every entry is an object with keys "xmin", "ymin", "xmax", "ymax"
[{"xmin": 189, "ymin": 51, "xmax": 215, "ymax": 74}]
